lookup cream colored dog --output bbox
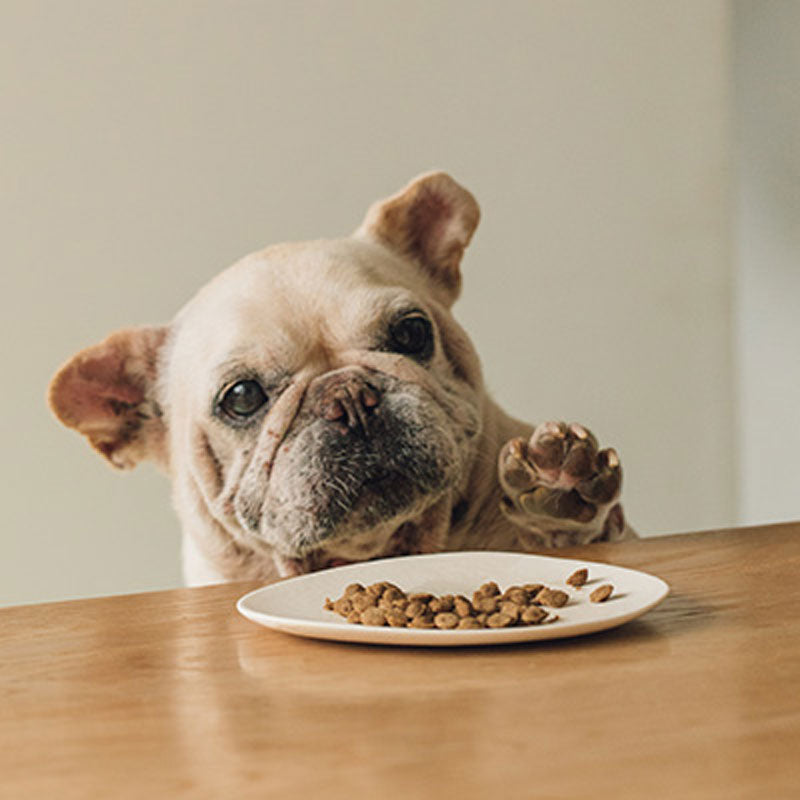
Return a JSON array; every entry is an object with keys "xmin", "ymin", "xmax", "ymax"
[{"xmin": 49, "ymin": 172, "xmax": 632, "ymax": 586}]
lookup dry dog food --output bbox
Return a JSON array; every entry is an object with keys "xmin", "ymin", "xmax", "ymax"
[
  {"xmin": 323, "ymin": 567, "xmax": 615, "ymax": 629},
  {"xmin": 566, "ymin": 568, "xmax": 588, "ymax": 588},
  {"xmin": 533, "ymin": 587, "xmax": 569, "ymax": 608},
  {"xmin": 324, "ymin": 581, "xmax": 558, "ymax": 629},
  {"xmin": 590, "ymin": 584, "xmax": 614, "ymax": 603}
]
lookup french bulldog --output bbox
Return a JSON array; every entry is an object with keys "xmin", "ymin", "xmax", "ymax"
[{"xmin": 48, "ymin": 172, "xmax": 633, "ymax": 586}]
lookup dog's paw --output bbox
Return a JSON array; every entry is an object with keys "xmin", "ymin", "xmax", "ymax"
[{"xmin": 498, "ymin": 421, "xmax": 626, "ymax": 547}]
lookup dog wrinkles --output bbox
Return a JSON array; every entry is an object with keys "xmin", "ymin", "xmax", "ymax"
[{"xmin": 48, "ymin": 171, "xmax": 633, "ymax": 586}]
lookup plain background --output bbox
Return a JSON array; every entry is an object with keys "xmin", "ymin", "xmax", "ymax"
[{"xmin": 1, "ymin": 1, "xmax": 797, "ymax": 606}]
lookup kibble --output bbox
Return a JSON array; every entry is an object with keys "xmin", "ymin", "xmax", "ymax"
[
  {"xmin": 385, "ymin": 608, "xmax": 408, "ymax": 627},
  {"xmin": 333, "ymin": 597, "xmax": 353, "ymax": 615},
  {"xmin": 486, "ymin": 612, "xmax": 514, "ymax": 628},
  {"xmin": 474, "ymin": 595, "xmax": 500, "ymax": 614},
  {"xmin": 429, "ymin": 595, "xmax": 455, "ymax": 614},
  {"xmin": 521, "ymin": 605, "xmax": 548, "ymax": 625},
  {"xmin": 360, "ymin": 607, "xmax": 386, "ymax": 626},
  {"xmin": 351, "ymin": 592, "xmax": 373, "ymax": 612},
  {"xmin": 499, "ymin": 601, "xmax": 522, "ymax": 622},
  {"xmin": 405, "ymin": 600, "xmax": 427, "ymax": 619},
  {"xmin": 590, "ymin": 584, "xmax": 614, "ymax": 603},
  {"xmin": 535, "ymin": 588, "xmax": 569, "ymax": 608},
  {"xmin": 323, "ymin": 567, "xmax": 615, "ymax": 630},
  {"xmin": 382, "ymin": 586, "xmax": 406, "ymax": 605},
  {"xmin": 566, "ymin": 568, "xmax": 588, "ymax": 588},
  {"xmin": 434, "ymin": 612, "xmax": 459, "ymax": 630},
  {"xmin": 502, "ymin": 586, "xmax": 530, "ymax": 605},
  {"xmin": 453, "ymin": 595, "xmax": 473, "ymax": 617}
]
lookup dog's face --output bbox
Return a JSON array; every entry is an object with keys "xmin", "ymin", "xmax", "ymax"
[{"xmin": 49, "ymin": 172, "xmax": 486, "ymax": 576}]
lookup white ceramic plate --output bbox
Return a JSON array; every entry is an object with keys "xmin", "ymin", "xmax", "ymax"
[{"xmin": 236, "ymin": 551, "xmax": 669, "ymax": 647}]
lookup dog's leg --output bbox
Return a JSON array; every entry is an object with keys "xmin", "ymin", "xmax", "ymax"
[{"xmin": 498, "ymin": 421, "xmax": 632, "ymax": 548}]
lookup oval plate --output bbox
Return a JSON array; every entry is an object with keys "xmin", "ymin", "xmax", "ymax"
[{"xmin": 236, "ymin": 551, "xmax": 669, "ymax": 647}]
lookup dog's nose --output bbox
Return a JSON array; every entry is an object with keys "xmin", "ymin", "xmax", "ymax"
[{"xmin": 315, "ymin": 374, "xmax": 380, "ymax": 434}]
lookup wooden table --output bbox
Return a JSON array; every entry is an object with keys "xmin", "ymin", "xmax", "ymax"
[{"xmin": 2, "ymin": 523, "xmax": 799, "ymax": 799}]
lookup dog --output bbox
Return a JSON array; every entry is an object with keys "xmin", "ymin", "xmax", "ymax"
[{"xmin": 48, "ymin": 172, "xmax": 632, "ymax": 586}]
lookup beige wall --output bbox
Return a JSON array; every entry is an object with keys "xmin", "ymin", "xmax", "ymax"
[
  {"xmin": 734, "ymin": 1, "xmax": 800, "ymax": 525},
  {"xmin": 1, "ymin": 1, "xmax": 735, "ymax": 606}
]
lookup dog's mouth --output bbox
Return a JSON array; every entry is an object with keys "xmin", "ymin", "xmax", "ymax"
[
  {"xmin": 273, "ymin": 556, "xmax": 355, "ymax": 576},
  {"xmin": 302, "ymin": 468, "xmax": 424, "ymax": 543},
  {"xmin": 355, "ymin": 468, "xmax": 414, "ymax": 505},
  {"xmin": 273, "ymin": 517, "xmax": 431, "ymax": 577},
  {"xmin": 325, "ymin": 558, "xmax": 354, "ymax": 569},
  {"xmin": 251, "ymin": 392, "xmax": 468, "ymax": 573}
]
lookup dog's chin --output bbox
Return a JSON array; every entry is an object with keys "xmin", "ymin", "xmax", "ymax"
[
  {"xmin": 272, "ymin": 517, "xmax": 426, "ymax": 577},
  {"xmin": 259, "ymin": 462, "xmax": 447, "ymax": 552},
  {"xmin": 267, "ymin": 480, "xmax": 446, "ymax": 576}
]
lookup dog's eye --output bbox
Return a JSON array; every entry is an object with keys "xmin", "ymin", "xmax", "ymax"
[
  {"xmin": 219, "ymin": 380, "xmax": 268, "ymax": 420},
  {"xmin": 388, "ymin": 314, "xmax": 434, "ymax": 359}
]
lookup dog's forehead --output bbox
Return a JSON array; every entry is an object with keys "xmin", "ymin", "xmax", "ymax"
[{"xmin": 169, "ymin": 237, "xmax": 425, "ymax": 376}]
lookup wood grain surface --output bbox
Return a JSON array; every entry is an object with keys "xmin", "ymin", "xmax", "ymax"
[{"xmin": 2, "ymin": 522, "xmax": 799, "ymax": 799}]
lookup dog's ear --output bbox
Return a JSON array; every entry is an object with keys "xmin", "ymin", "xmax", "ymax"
[
  {"xmin": 355, "ymin": 171, "xmax": 480, "ymax": 305},
  {"xmin": 48, "ymin": 325, "xmax": 169, "ymax": 470}
]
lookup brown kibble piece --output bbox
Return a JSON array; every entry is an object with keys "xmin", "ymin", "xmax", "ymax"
[
  {"xmin": 378, "ymin": 592, "xmax": 406, "ymax": 611},
  {"xmin": 474, "ymin": 596, "xmax": 500, "ymax": 614},
  {"xmin": 590, "ymin": 584, "xmax": 613, "ymax": 603},
  {"xmin": 486, "ymin": 612, "xmax": 514, "ymax": 628},
  {"xmin": 536, "ymin": 588, "xmax": 569, "ymax": 608},
  {"xmin": 351, "ymin": 592, "xmax": 375, "ymax": 612},
  {"xmin": 382, "ymin": 586, "xmax": 406, "ymax": 604},
  {"xmin": 405, "ymin": 600, "xmax": 427, "ymax": 619},
  {"xmin": 332, "ymin": 597, "xmax": 353, "ymax": 616},
  {"xmin": 520, "ymin": 605, "xmax": 548, "ymax": 625},
  {"xmin": 434, "ymin": 612, "xmax": 459, "ymax": 629},
  {"xmin": 326, "ymin": 577, "xmax": 575, "ymax": 630},
  {"xmin": 502, "ymin": 587, "xmax": 530, "ymax": 605},
  {"xmin": 429, "ymin": 595, "xmax": 454, "ymax": 614},
  {"xmin": 379, "ymin": 595, "xmax": 408, "ymax": 612},
  {"xmin": 360, "ymin": 607, "xmax": 387, "ymax": 626},
  {"xmin": 499, "ymin": 601, "xmax": 521, "ymax": 622},
  {"xmin": 453, "ymin": 596, "xmax": 473, "ymax": 617},
  {"xmin": 566, "ymin": 568, "xmax": 588, "ymax": 588},
  {"xmin": 385, "ymin": 609, "xmax": 407, "ymax": 627}
]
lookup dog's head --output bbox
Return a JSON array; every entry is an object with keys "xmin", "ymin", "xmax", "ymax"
[{"xmin": 49, "ymin": 172, "xmax": 486, "ymax": 576}]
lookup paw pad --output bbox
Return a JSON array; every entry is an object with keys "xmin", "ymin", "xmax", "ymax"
[{"xmin": 498, "ymin": 421, "xmax": 622, "ymax": 536}]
